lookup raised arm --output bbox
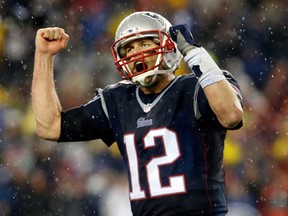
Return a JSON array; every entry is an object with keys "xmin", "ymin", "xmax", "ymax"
[
  {"xmin": 200, "ymin": 78, "xmax": 243, "ymax": 128},
  {"xmin": 31, "ymin": 27, "xmax": 69, "ymax": 140},
  {"xmin": 169, "ymin": 24, "xmax": 243, "ymax": 129}
]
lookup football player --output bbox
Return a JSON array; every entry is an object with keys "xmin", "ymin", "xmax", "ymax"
[{"xmin": 32, "ymin": 11, "xmax": 243, "ymax": 216}]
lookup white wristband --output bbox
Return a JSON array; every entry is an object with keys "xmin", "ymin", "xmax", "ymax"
[{"xmin": 184, "ymin": 47, "xmax": 226, "ymax": 88}]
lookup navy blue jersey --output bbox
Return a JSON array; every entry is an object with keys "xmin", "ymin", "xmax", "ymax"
[{"xmin": 59, "ymin": 72, "xmax": 243, "ymax": 215}]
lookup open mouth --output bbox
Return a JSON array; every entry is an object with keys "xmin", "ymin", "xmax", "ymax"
[{"xmin": 135, "ymin": 61, "xmax": 148, "ymax": 73}]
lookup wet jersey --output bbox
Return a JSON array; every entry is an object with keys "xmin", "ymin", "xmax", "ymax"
[{"xmin": 59, "ymin": 72, "xmax": 243, "ymax": 215}]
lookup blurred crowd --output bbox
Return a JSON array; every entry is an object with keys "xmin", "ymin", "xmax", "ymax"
[{"xmin": 0, "ymin": 0, "xmax": 287, "ymax": 215}]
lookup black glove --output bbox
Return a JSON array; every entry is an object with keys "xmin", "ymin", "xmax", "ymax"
[{"xmin": 169, "ymin": 24, "xmax": 198, "ymax": 56}]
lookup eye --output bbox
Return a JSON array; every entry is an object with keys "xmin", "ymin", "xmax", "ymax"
[
  {"xmin": 142, "ymin": 41, "xmax": 152, "ymax": 48},
  {"xmin": 126, "ymin": 46, "xmax": 133, "ymax": 54}
]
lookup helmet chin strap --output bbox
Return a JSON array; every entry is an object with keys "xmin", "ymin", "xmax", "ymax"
[
  {"xmin": 137, "ymin": 74, "xmax": 158, "ymax": 86},
  {"xmin": 131, "ymin": 67, "xmax": 175, "ymax": 86}
]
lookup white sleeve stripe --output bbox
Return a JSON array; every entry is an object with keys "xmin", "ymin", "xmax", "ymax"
[
  {"xmin": 193, "ymin": 81, "xmax": 202, "ymax": 120},
  {"xmin": 97, "ymin": 89, "xmax": 110, "ymax": 122}
]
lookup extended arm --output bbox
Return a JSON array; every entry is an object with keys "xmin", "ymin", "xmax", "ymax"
[
  {"xmin": 169, "ymin": 24, "xmax": 243, "ymax": 128},
  {"xmin": 31, "ymin": 27, "xmax": 69, "ymax": 140}
]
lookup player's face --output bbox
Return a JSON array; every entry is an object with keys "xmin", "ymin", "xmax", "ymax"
[{"xmin": 123, "ymin": 38, "xmax": 160, "ymax": 75}]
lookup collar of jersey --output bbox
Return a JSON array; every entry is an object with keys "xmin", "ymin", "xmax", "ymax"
[{"xmin": 135, "ymin": 76, "xmax": 180, "ymax": 113}]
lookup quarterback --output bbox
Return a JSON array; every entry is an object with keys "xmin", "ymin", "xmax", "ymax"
[{"xmin": 32, "ymin": 11, "xmax": 243, "ymax": 215}]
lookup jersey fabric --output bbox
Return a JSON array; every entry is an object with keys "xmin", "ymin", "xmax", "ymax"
[{"xmin": 59, "ymin": 72, "xmax": 243, "ymax": 216}]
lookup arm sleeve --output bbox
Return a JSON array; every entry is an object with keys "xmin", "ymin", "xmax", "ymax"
[
  {"xmin": 58, "ymin": 95, "xmax": 115, "ymax": 146},
  {"xmin": 196, "ymin": 70, "xmax": 243, "ymax": 130}
]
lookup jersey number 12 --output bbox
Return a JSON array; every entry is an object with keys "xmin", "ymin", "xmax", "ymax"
[{"xmin": 124, "ymin": 127, "xmax": 186, "ymax": 200}]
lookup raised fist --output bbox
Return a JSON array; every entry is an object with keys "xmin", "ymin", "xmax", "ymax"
[{"xmin": 35, "ymin": 27, "xmax": 69, "ymax": 55}]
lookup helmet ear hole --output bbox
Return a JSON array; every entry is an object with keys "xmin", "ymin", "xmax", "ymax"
[{"xmin": 119, "ymin": 48, "xmax": 126, "ymax": 58}]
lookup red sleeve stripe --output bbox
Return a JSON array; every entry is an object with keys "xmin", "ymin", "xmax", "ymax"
[{"xmin": 230, "ymin": 84, "xmax": 243, "ymax": 100}]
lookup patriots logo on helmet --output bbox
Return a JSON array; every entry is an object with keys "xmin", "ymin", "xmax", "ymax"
[{"xmin": 143, "ymin": 12, "xmax": 165, "ymax": 26}]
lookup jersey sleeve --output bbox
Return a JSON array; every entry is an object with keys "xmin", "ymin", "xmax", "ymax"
[
  {"xmin": 58, "ymin": 94, "xmax": 115, "ymax": 146},
  {"xmin": 196, "ymin": 70, "xmax": 243, "ymax": 130}
]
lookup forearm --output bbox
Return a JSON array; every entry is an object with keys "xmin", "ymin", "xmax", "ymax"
[
  {"xmin": 185, "ymin": 47, "xmax": 242, "ymax": 128},
  {"xmin": 203, "ymin": 80, "xmax": 243, "ymax": 129},
  {"xmin": 32, "ymin": 50, "xmax": 62, "ymax": 140}
]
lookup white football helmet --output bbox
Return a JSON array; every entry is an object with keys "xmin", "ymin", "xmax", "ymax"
[{"xmin": 111, "ymin": 11, "xmax": 182, "ymax": 86}]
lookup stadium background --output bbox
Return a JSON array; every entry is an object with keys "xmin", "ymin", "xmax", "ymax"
[{"xmin": 0, "ymin": 0, "xmax": 287, "ymax": 215}]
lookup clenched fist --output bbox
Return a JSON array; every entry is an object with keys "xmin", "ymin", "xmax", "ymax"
[{"xmin": 35, "ymin": 27, "xmax": 69, "ymax": 55}]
